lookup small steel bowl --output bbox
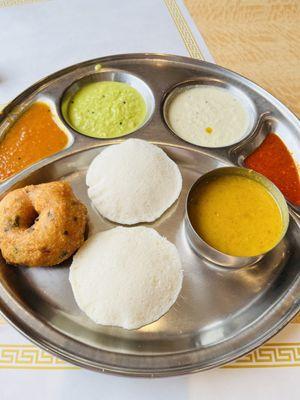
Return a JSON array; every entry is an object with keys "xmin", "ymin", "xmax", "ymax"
[
  {"xmin": 61, "ymin": 69, "xmax": 155, "ymax": 139},
  {"xmin": 185, "ymin": 167, "xmax": 290, "ymax": 268}
]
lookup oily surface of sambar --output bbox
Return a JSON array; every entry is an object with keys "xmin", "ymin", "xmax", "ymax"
[{"xmin": 188, "ymin": 174, "xmax": 283, "ymax": 257}]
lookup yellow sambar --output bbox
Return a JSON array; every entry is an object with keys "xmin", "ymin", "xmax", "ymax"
[{"xmin": 188, "ymin": 174, "xmax": 284, "ymax": 257}]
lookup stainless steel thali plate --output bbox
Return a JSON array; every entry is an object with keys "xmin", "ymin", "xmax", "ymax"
[{"xmin": 0, "ymin": 54, "xmax": 299, "ymax": 377}]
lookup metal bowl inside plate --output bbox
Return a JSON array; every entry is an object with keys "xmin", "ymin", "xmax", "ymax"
[
  {"xmin": 185, "ymin": 166, "xmax": 290, "ymax": 268},
  {"xmin": 61, "ymin": 69, "xmax": 155, "ymax": 138}
]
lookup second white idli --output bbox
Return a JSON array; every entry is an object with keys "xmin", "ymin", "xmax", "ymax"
[
  {"xmin": 86, "ymin": 139, "xmax": 182, "ymax": 224},
  {"xmin": 69, "ymin": 226, "xmax": 183, "ymax": 330}
]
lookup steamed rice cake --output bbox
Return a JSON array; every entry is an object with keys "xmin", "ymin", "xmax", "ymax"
[
  {"xmin": 86, "ymin": 139, "xmax": 182, "ymax": 224},
  {"xmin": 69, "ymin": 226, "xmax": 183, "ymax": 330}
]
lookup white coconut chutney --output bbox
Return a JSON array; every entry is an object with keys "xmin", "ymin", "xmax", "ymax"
[{"xmin": 167, "ymin": 85, "xmax": 250, "ymax": 147}]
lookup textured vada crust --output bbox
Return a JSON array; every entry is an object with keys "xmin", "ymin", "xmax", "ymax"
[
  {"xmin": 86, "ymin": 139, "xmax": 182, "ymax": 225},
  {"xmin": 69, "ymin": 226, "xmax": 183, "ymax": 330},
  {"xmin": 0, "ymin": 181, "xmax": 87, "ymax": 267}
]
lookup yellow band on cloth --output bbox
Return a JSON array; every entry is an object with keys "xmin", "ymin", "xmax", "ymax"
[
  {"xmin": 0, "ymin": 341, "xmax": 299, "ymax": 370},
  {"xmin": 0, "ymin": 0, "xmax": 45, "ymax": 7}
]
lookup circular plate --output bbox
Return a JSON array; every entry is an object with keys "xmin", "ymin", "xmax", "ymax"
[{"xmin": 0, "ymin": 54, "xmax": 299, "ymax": 377}]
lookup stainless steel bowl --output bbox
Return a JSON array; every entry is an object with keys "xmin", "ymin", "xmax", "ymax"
[
  {"xmin": 61, "ymin": 68, "xmax": 155, "ymax": 138},
  {"xmin": 163, "ymin": 80, "xmax": 257, "ymax": 148},
  {"xmin": 185, "ymin": 166, "xmax": 290, "ymax": 268}
]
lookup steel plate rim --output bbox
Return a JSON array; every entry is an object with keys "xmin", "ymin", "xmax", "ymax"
[
  {"xmin": 0, "ymin": 53, "xmax": 299, "ymax": 377},
  {"xmin": 1, "ymin": 53, "xmax": 299, "ymax": 128},
  {"xmin": 0, "ymin": 292, "xmax": 299, "ymax": 377}
]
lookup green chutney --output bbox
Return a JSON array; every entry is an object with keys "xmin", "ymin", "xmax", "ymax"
[{"xmin": 67, "ymin": 81, "xmax": 146, "ymax": 138}]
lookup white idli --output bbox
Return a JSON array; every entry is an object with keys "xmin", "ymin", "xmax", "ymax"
[
  {"xmin": 69, "ymin": 226, "xmax": 183, "ymax": 330},
  {"xmin": 86, "ymin": 139, "xmax": 182, "ymax": 224}
]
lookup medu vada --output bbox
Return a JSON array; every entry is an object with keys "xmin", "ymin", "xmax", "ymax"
[{"xmin": 0, "ymin": 181, "xmax": 87, "ymax": 267}]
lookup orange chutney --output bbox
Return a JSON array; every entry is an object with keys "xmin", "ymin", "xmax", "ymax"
[
  {"xmin": 245, "ymin": 133, "xmax": 300, "ymax": 205},
  {"xmin": 0, "ymin": 102, "xmax": 68, "ymax": 181}
]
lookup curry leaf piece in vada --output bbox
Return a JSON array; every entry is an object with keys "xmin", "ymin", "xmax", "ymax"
[{"xmin": 0, "ymin": 181, "xmax": 87, "ymax": 267}]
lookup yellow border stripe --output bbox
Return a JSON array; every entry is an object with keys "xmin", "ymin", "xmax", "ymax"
[
  {"xmin": 0, "ymin": 343, "xmax": 299, "ymax": 370},
  {"xmin": 164, "ymin": 0, "xmax": 204, "ymax": 60},
  {"xmin": 0, "ymin": 0, "xmax": 205, "ymax": 111},
  {"xmin": 0, "ymin": 0, "xmax": 44, "ymax": 7},
  {"xmin": 224, "ymin": 343, "xmax": 300, "ymax": 368},
  {"xmin": 0, "ymin": 0, "xmax": 204, "ymax": 61},
  {"xmin": 0, "ymin": 344, "xmax": 78, "ymax": 369}
]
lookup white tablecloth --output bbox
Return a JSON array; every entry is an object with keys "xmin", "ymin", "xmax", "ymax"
[{"xmin": 0, "ymin": 1, "xmax": 299, "ymax": 399}]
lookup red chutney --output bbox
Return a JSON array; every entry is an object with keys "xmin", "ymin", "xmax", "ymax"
[
  {"xmin": 245, "ymin": 133, "xmax": 300, "ymax": 205},
  {"xmin": 0, "ymin": 102, "xmax": 68, "ymax": 181}
]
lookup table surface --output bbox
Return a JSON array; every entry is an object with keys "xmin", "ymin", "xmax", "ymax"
[
  {"xmin": 0, "ymin": 2, "xmax": 299, "ymax": 395},
  {"xmin": 186, "ymin": 0, "xmax": 300, "ymax": 117},
  {"xmin": 186, "ymin": 0, "xmax": 300, "ymax": 327}
]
